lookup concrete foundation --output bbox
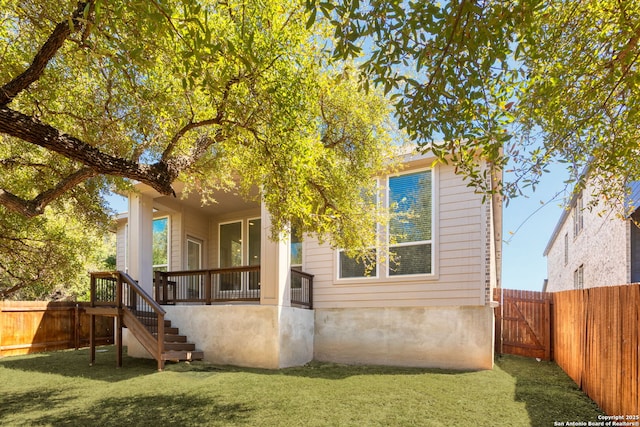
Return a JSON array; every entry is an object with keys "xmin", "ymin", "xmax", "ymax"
[
  {"xmin": 123, "ymin": 305, "xmax": 315, "ymax": 369},
  {"xmin": 314, "ymin": 306, "xmax": 494, "ymax": 370},
  {"xmin": 125, "ymin": 305, "xmax": 494, "ymax": 370}
]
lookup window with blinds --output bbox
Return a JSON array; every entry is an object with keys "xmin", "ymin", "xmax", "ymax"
[
  {"xmin": 336, "ymin": 168, "xmax": 433, "ymax": 279},
  {"xmin": 388, "ymin": 170, "xmax": 432, "ymax": 275}
]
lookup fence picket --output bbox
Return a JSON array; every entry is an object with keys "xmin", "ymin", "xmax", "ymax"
[{"xmin": 0, "ymin": 301, "xmax": 113, "ymax": 356}]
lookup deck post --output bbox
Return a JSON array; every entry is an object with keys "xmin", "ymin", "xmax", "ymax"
[
  {"xmin": 89, "ymin": 274, "xmax": 96, "ymax": 366},
  {"xmin": 259, "ymin": 202, "xmax": 291, "ymax": 307},
  {"xmin": 205, "ymin": 272, "xmax": 212, "ymax": 305},
  {"xmin": 89, "ymin": 313, "xmax": 96, "ymax": 366},
  {"xmin": 115, "ymin": 312, "xmax": 123, "ymax": 368},
  {"xmin": 128, "ymin": 193, "xmax": 154, "ymax": 295}
]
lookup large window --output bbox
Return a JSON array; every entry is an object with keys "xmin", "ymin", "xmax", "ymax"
[
  {"xmin": 336, "ymin": 169, "xmax": 433, "ymax": 280},
  {"xmin": 388, "ymin": 170, "xmax": 432, "ymax": 276},
  {"xmin": 337, "ymin": 183, "xmax": 379, "ymax": 279},
  {"xmin": 152, "ymin": 217, "xmax": 169, "ymax": 271},
  {"xmin": 219, "ymin": 221, "xmax": 242, "ymax": 268}
]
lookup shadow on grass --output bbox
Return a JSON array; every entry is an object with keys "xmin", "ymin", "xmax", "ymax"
[
  {"xmin": 496, "ymin": 355, "xmax": 603, "ymax": 425},
  {"xmin": 167, "ymin": 360, "xmax": 474, "ymax": 380},
  {"xmin": 0, "ymin": 389, "xmax": 68, "ymax": 420},
  {"xmin": 1, "ymin": 391, "xmax": 252, "ymax": 426},
  {"xmin": 0, "ymin": 346, "xmax": 158, "ymax": 382}
]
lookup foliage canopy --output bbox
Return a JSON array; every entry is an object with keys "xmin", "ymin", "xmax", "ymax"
[
  {"xmin": 309, "ymin": 0, "xmax": 640, "ymax": 205},
  {"xmin": 0, "ymin": 0, "xmax": 395, "ymax": 297}
]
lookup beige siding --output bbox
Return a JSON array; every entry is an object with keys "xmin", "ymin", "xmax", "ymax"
[
  {"xmin": 168, "ymin": 212, "xmax": 181, "ymax": 271},
  {"xmin": 306, "ymin": 162, "xmax": 486, "ymax": 309},
  {"xmin": 115, "ymin": 220, "xmax": 127, "ymax": 271},
  {"xmin": 181, "ymin": 208, "xmax": 210, "ymax": 269}
]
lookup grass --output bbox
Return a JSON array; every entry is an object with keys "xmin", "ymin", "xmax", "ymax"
[{"xmin": 0, "ymin": 347, "xmax": 601, "ymax": 426}]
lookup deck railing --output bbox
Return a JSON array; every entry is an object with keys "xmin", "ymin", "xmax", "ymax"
[
  {"xmin": 90, "ymin": 271, "xmax": 166, "ymax": 370},
  {"xmin": 155, "ymin": 266, "xmax": 313, "ymax": 308}
]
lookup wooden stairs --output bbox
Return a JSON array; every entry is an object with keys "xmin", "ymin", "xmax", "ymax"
[
  {"xmin": 133, "ymin": 313, "xmax": 204, "ymax": 362},
  {"xmin": 88, "ymin": 271, "xmax": 204, "ymax": 370}
]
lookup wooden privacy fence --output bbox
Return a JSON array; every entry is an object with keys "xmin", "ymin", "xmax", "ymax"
[
  {"xmin": 494, "ymin": 288, "xmax": 553, "ymax": 361},
  {"xmin": 553, "ymin": 285, "xmax": 639, "ymax": 417},
  {"xmin": 0, "ymin": 301, "xmax": 113, "ymax": 357},
  {"xmin": 495, "ymin": 285, "xmax": 640, "ymax": 416}
]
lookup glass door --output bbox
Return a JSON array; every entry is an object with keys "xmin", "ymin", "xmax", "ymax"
[
  {"xmin": 187, "ymin": 238, "xmax": 202, "ymax": 298},
  {"xmin": 219, "ymin": 221, "xmax": 242, "ymax": 291}
]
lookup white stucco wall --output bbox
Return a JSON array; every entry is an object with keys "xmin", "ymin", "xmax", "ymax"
[
  {"xmin": 314, "ymin": 306, "xmax": 494, "ymax": 370},
  {"xmin": 545, "ymin": 186, "xmax": 629, "ymax": 292},
  {"xmin": 159, "ymin": 305, "xmax": 314, "ymax": 369}
]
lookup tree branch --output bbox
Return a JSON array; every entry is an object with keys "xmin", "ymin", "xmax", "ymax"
[
  {"xmin": 0, "ymin": 1, "xmax": 92, "ymax": 106},
  {"xmin": 0, "ymin": 168, "xmax": 96, "ymax": 217},
  {"xmin": 0, "ymin": 106, "xmax": 177, "ymax": 196}
]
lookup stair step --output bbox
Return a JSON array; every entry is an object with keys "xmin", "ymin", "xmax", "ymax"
[
  {"xmin": 162, "ymin": 350, "xmax": 204, "ymax": 362},
  {"xmin": 164, "ymin": 342, "xmax": 196, "ymax": 351},
  {"xmin": 164, "ymin": 327, "xmax": 179, "ymax": 334},
  {"xmin": 162, "ymin": 334, "xmax": 187, "ymax": 343}
]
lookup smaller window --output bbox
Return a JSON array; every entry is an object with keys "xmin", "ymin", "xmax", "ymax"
[
  {"xmin": 573, "ymin": 193, "xmax": 584, "ymax": 237},
  {"xmin": 291, "ymin": 228, "xmax": 303, "ymax": 269},
  {"xmin": 152, "ymin": 217, "xmax": 169, "ymax": 272},
  {"xmin": 574, "ymin": 264, "xmax": 584, "ymax": 290},
  {"xmin": 338, "ymin": 250, "xmax": 377, "ymax": 279},
  {"xmin": 564, "ymin": 233, "xmax": 568, "ymax": 265}
]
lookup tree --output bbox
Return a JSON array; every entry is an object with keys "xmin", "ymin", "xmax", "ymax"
[
  {"xmin": 0, "ymin": 205, "xmax": 114, "ymax": 299},
  {"xmin": 308, "ymin": 0, "xmax": 640, "ymax": 207},
  {"xmin": 0, "ymin": 1, "xmax": 396, "ymax": 296}
]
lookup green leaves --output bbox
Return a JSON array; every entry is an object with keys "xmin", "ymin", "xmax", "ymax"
[{"xmin": 1, "ymin": 0, "xmax": 400, "ymax": 295}]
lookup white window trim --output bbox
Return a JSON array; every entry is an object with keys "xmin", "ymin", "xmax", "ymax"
[
  {"xmin": 336, "ymin": 248, "xmax": 380, "ymax": 281},
  {"xmin": 247, "ymin": 217, "xmax": 261, "ymax": 266},
  {"xmin": 152, "ymin": 215, "xmax": 170, "ymax": 271},
  {"xmin": 335, "ymin": 166, "xmax": 438, "ymax": 284},
  {"xmin": 573, "ymin": 193, "xmax": 584, "ymax": 238},
  {"xmin": 386, "ymin": 167, "xmax": 434, "ymax": 277},
  {"xmin": 186, "ymin": 236, "xmax": 203, "ymax": 270},
  {"xmin": 336, "ymin": 177, "xmax": 381, "ymax": 281},
  {"xmin": 574, "ymin": 264, "xmax": 584, "ymax": 290},
  {"xmin": 218, "ymin": 219, "xmax": 244, "ymax": 267},
  {"xmin": 290, "ymin": 226, "xmax": 304, "ymax": 270}
]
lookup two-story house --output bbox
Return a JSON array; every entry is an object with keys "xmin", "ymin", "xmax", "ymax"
[{"xmin": 544, "ymin": 178, "xmax": 640, "ymax": 291}]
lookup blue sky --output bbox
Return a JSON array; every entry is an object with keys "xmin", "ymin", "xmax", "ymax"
[{"xmin": 501, "ymin": 162, "xmax": 572, "ymax": 291}]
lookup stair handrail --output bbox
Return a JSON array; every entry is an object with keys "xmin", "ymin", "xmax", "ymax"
[
  {"xmin": 89, "ymin": 271, "xmax": 166, "ymax": 370},
  {"xmin": 118, "ymin": 271, "xmax": 165, "ymax": 370}
]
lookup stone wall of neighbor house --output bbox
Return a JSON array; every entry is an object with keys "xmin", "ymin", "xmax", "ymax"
[
  {"xmin": 128, "ymin": 305, "xmax": 314, "ymax": 369},
  {"xmin": 313, "ymin": 306, "xmax": 494, "ymax": 370},
  {"xmin": 545, "ymin": 184, "xmax": 629, "ymax": 292}
]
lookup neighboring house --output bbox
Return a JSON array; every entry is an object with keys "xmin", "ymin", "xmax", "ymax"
[
  {"xmin": 112, "ymin": 148, "xmax": 502, "ymax": 370},
  {"xmin": 544, "ymin": 179, "xmax": 640, "ymax": 292}
]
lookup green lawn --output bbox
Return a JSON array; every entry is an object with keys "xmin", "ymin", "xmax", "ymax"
[{"xmin": 0, "ymin": 347, "xmax": 601, "ymax": 426}]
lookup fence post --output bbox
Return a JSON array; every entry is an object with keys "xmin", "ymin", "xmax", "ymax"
[
  {"xmin": 494, "ymin": 287, "xmax": 502, "ymax": 357},
  {"xmin": 544, "ymin": 297, "xmax": 552, "ymax": 361},
  {"xmin": 74, "ymin": 304, "xmax": 80, "ymax": 350}
]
